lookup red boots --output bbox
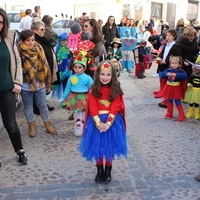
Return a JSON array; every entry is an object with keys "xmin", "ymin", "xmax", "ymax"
[
  {"xmin": 165, "ymin": 103, "xmax": 185, "ymax": 122},
  {"xmin": 176, "ymin": 105, "xmax": 185, "ymax": 122}
]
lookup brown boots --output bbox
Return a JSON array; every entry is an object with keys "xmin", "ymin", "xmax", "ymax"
[
  {"xmin": 27, "ymin": 122, "xmax": 36, "ymax": 137},
  {"xmin": 28, "ymin": 121, "xmax": 57, "ymax": 137},
  {"xmin": 44, "ymin": 121, "xmax": 57, "ymax": 135}
]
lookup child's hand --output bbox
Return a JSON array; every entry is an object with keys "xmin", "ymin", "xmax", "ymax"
[
  {"xmin": 188, "ymin": 84, "xmax": 193, "ymax": 88},
  {"xmin": 97, "ymin": 123, "xmax": 104, "ymax": 132},
  {"xmin": 99, "ymin": 123, "xmax": 110, "ymax": 133},
  {"xmin": 59, "ymin": 98, "xmax": 64, "ymax": 103}
]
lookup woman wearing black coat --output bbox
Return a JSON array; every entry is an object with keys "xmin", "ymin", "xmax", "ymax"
[
  {"xmin": 31, "ymin": 21, "xmax": 57, "ymax": 114},
  {"xmin": 102, "ymin": 15, "xmax": 120, "ymax": 52},
  {"xmin": 176, "ymin": 27, "xmax": 199, "ymax": 78}
]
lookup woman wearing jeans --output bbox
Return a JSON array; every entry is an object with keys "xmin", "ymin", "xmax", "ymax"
[{"xmin": 0, "ymin": 8, "xmax": 28, "ymax": 169}]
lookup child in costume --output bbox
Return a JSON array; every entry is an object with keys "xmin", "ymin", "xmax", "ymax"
[
  {"xmin": 59, "ymin": 53, "xmax": 93, "ymax": 136},
  {"xmin": 56, "ymin": 32, "xmax": 72, "ymax": 92},
  {"xmin": 159, "ymin": 56, "xmax": 187, "ymax": 121},
  {"xmin": 137, "ymin": 40, "xmax": 147, "ymax": 78},
  {"xmin": 79, "ymin": 60, "xmax": 127, "ymax": 184},
  {"xmin": 120, "ymin": 28, "xmax": 136, "ymax": 73},
  {"xmin": 18, "ymin": 30, "xmax": 57, "ymax": 137},
  {"xmin": 184, "ymin": 61, "xmax": 200, "ymax": 119},
  {"xmin": 106, "ymin": 38, "xmax": 122, "ymax": 61}
]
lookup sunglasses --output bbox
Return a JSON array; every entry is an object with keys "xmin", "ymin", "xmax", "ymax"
[
  {"xmin": 40, "ymin": 28, "xmax": 45, "ymax": 31},
  {"xmin": 84, "ymin": 25, "xmax": 88, "ymax": 27},
  {"xmin": 0, "ymin": 21, "xmax": 4, "ymax": 25}
]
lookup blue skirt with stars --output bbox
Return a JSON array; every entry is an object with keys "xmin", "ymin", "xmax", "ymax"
[{"xmin": 79, "ymin": 113, "xmax": 128, "ymax": 163}]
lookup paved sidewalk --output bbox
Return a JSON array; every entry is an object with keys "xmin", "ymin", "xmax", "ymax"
[{"xmin": 0, "ymin": 62, "xmax": 200, "ymax": 200}]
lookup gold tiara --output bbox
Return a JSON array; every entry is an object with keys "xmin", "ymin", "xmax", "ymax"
[{"xmin": 100, "ymin": 62, "xmax": 112, "ymax": 71}]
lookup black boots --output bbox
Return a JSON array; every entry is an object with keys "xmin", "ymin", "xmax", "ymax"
[
  {"xmin": 95, "ymin": 165, "xmax": 112, "ymax": 184},
  {"xmin": 95, "ymin": 165, "xmax": 104, "ymax": 183},
  {"xmin": 104, "ymin": 166, "xmax": 112, "ymax": 184}
]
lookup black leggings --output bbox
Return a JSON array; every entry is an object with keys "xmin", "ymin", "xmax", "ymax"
[{"xmin": 0, "ymin": 90, "xmax": 23, "ymax": 152}]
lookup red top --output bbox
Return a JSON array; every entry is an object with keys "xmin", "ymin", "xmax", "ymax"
[{"xmin": 88, "ymin": 85, "xmax": 125, "ymax": 117}]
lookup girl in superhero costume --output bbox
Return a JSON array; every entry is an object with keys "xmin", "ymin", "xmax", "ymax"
[
  {"xmin": 159, "ymin": 56, "xmax": 187, "ymax": 121},
  {"xmin": 79, "ymin": 60, "xmax": 127, "ymax": 184},
  {"xmin": 184, "ymin": 61, "xmax": 200, "ymax": 119}
]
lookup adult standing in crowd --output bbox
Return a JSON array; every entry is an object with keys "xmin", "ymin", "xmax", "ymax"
[
  {"xmin": 31, "ymin": 21, "xmax": 58, "ymax": 114},
  {"xmin": 176, "ymin": 27, "xmax": 199, "ymax": 78},
  {"xmin": 142, "ymin": 23, "xmax": 154, "ymax": 54},
  {"xmin": 19, "ymin": 8, "xmax": 32, "ymax": 30},
  {"xmin": 149, "ymin": 15, "xmax": 158, "ymax": 31},
  {"xmin": 174, "ymin": 19, "xmax": 185, "ymax": 40},
  {"xmin": 83, "ymin": 18, "xmax": 105, "ymax": 77},
  {"xmin": 0, "ymin": 8, "xmax": 28, "ymax": 168},
  {"xmin": 102, "ymin": 15, "xmax": 120, "ymax": 52},
  {"xmin": 128, "ymin": 18, "xmax": 136, "ymax": 28},
  {"xmin": 42, "ymin": 15, "xmax": 58, "ymax": 47},
  {"xmin": 33, "ymin": 5, "xmax": 41, "ymax": 21},
  {"xmin": 118, "ymin": 17, "xmax": 126, "ymax": 27},
  {"xmin": 79, "ymin": 12, "xmax": 88, "ymax": 29}
]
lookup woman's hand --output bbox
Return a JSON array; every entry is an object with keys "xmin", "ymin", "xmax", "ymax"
[
  {"xmin": 12, "ymin": 84, "xmax": 21, "ymax": 93},
  {"xmin": 184, "ymin": 61, "xmax": 189, "ymax": 66},
  {"xmin": 46, "ymin": 87, "xmax": 51, "ymax": 94}
]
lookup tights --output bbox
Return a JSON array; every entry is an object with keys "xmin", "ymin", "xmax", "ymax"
[
  {"xmin": 97, "ymin": 158, "xmax": 112, "ymax": 166},
  {"xmin": 168, "ymin": 99, "xmax": 181, "ymax": 106}
]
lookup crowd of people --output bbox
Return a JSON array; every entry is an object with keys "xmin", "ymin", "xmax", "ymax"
[{"xmin": 1, "ymin": 6, "xmax": 200, "ymax": 182}]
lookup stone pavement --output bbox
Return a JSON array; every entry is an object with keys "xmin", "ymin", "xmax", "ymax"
[{"xmin": 0, "ymin": 61, "xmax": 200, "ymax": 200}]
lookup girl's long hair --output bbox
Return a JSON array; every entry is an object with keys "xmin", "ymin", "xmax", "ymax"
[
  {"xmin": 92, "ymin": 60, "xmax": 123, "ymax": 102},
  {"xmin": 106, "ymin": 15, "xmax": 117, "ymax": 29}
]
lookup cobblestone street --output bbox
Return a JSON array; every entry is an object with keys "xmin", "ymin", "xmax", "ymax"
[{"xmin": 0, "ymin": 61, "xmax": 200, "ymax": 200}]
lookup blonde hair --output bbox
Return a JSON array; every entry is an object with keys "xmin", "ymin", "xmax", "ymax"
[
  {"xmin": 182, "ymin": 27, "xmax": 197, "ymax": 38},
  {"xmin": 169, "ymin": 56, "xmax": 182, "ymax": 68}
]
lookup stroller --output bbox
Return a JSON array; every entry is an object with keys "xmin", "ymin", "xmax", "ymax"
[{"xmin": 133, "ymin": 46, "xmax": 153, "ymax": 78}]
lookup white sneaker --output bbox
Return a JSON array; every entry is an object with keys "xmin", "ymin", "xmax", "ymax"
[{"xmin": 151, "ymin": 74, "xmax": 158, "ymax": 77}]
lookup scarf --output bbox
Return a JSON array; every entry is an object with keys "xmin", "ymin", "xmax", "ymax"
[{"xmin": 18, "ymin": 42, "xmax": 49, "ymax": 91}]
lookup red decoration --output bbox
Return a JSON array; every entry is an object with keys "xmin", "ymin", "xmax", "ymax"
[
  {"xmin": 87, "ymin": 52, "xmax": 92, "ymax": 58},
  {"xmin": 103, "ymin": 63, "xmax": 110, "ymax": 69},
  {"xmin": 77, "ymin": 55, "xmax": 82, "ymax": 61},
  {"xmin": 107, "ymin": 116, "xmax": 113, "ymax": 122},
  {"xmin": 74, "ymin": 50, "xmax": 79, "ymax": 55}
]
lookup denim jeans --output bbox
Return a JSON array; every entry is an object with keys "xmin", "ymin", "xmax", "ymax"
[
  {"xmin": 0, "ymin": 90, "xmax": 23, "ymax": 152},
  {"xmin": 21, "ymin": 87, "xmax": 49, "ymax": 123}
]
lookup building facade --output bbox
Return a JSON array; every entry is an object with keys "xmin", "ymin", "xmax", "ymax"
[{"xmin": 1, "ymin": 0, "xmax": 200, "ymax": 28}]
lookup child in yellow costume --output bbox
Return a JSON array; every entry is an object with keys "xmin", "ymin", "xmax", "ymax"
[{"xmin": 184, "ymin": 60, "xmax": 200, "ymax": 119}]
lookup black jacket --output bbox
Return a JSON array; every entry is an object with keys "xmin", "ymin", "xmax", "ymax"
[
  {"xmin": 102, "ymin": 23, "xmax": 120, "ymax": 51},
  {"xmin": 35, "ymin": 33, "xmax": 54, "ymax": 74},
  {"xmin": 157, "ymin": 43, "xmax": 180, "ymax": 73},
  {"xmin": 176, "ymin": 36, "xmax": 199, "ymax": 77}
]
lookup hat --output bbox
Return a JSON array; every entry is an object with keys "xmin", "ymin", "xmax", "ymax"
[
  {"xmin": 70, "ymin": 22, "xmax": 82, "ymax": 34},
  {"xmin": 81, "ymin": 31, "xmax": 92, "ymax": 40},
  {"xmin": 73, "ymin": 54, "xmax": 87, "ymax": 68},
  {"xmin": 112, "ymin": 38, "xmax": 121, "ymax": 44},
  {"xmin": 58, "ymin": 32, "xmax": 68, "ymax": 40}
]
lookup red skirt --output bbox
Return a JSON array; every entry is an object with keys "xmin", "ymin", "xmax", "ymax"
[{"xmin": 160, "ymin": 85, "xmax": 184, "ymax": 100}]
